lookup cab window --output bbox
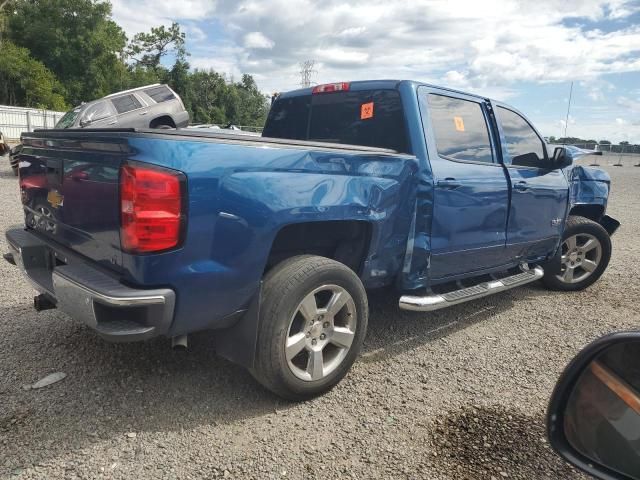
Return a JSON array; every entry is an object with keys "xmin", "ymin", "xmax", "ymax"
[
  {"xmin": 496, "ymin": 107, "xmax": 548, "ymax": 168},
  {"xmin": 427, "ymin": 94, "xmax": 494, "ymax": 163}
]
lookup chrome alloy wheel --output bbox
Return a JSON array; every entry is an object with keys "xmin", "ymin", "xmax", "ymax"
[
  {"xmin": 285, "ymin": 284, "xmax": 357, "ymax": 382},
  {"xmin": 556, "ymin": 233, "xmax": 603, "ymax": 284}
]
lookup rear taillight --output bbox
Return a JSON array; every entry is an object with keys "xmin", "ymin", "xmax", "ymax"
[
  {"xmin": 312, "ymin": 82, "xmax": 350, "ymax": 94},
  {"xmin": 120, "ymin": 164, "xmax": 185, "ymax": 253}
]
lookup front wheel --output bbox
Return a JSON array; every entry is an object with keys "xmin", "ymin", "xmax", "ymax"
[
  {"xmin": 251, "ymin": 255, "xmax": 368, "ymax": 400},
  {"xmin": 542, "ymin": 215, "xmax": 612, "ymax": 291}
]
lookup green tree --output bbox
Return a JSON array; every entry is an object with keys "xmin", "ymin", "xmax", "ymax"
[
  {"xmin": 7, "ymin": 0, "xmax": 127, "ymax": 105},
  {"xmin": 179, "ymin": 70, "xmax": 269, "ymax": 127},
  {"xmin": 234, "ymin": 74, "xmax": 269, "ymax": 126},
  {"xmin": 0, "ymin": 1, "xmax": 12, "ymax": 44},
  {"xmin": 0, "ymin": 41, "xmax": 67, "ymax": 109},
  {"xmin": 126, "ymin": 22, "xmax": 186, "ymax": 72}
]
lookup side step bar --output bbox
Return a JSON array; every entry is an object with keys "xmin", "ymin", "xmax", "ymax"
[{"xmin": 399, "ymin": 265, "xmax": 544, "ymax": 312}]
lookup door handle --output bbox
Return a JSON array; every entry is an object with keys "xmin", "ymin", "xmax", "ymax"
[
  {"xmin": 514, "ymin": 181, "xmax": 529, "ymax": 191},
  {"xmin": 437, "ymin": 178, "xmax": 462, "ymax": 189},
  {"xmin": 139, "ymin": 111, "xmax": 148, "ymax": 115}
]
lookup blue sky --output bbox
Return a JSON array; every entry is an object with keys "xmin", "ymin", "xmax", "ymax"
[{"xmin": 111, "ymin": 0, "xmax": 640, "ymax": 142}]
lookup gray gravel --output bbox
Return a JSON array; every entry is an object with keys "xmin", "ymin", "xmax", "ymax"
[{"xmin": 1, "ymin": 157, "xmax": 638, "ymax": 479}]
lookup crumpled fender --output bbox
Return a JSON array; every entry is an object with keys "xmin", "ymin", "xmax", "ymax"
[{"xmin": 567, "ymin": 165, "xmax": 610, "ymax": 212}]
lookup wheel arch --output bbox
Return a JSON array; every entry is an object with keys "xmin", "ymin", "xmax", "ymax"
[
  {"xmin": 149, "ymin": 115, "xmax": 176, "ymax": 129},
  {"xmin": 568, "ymin": 204, "xmax": 605, "ymax": 223},
  {"xmin": 264, "ymin": 220, "xmax": 373, "ymax": 277}
]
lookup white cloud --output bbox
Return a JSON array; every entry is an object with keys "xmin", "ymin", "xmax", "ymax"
[
  {"xmin": 110, "ymin": 0, "xmax": 216, "ymax": 37},
  {"xmin": 244, "ymin": 32, "xmax": 275, "ymax": 49},
  {"xmin": 109, "ymin": 0, "xmax": 640, "ymax": 140},
  {"xmin": 110, "ymin": 0, "xmax": 640, "ymax": 95}
]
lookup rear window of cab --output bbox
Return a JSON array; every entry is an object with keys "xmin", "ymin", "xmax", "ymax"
[{"xmin": 263, "ymin": 89, "xmax": 410, "ymax": 153}]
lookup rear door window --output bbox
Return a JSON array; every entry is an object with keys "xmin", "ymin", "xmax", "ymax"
[
  {"xmin": 427, "ymin": 94, "xmax": 494, "ymax": 163},
  {"xmin": 144, "ymin": 85, "xmax": 176, "ymax": 103},
  {"xmin": 263, "ymin": 89, "xmax": 409, "ymax": 153},
  {"xmin": 111, "ymin": 94, "xmax": 143, "ymax": 114}
]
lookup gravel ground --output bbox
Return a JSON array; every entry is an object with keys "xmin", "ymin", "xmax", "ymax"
[{"xmin": 1, "ymin": 157, "xmax": 638, "ymax": 479}]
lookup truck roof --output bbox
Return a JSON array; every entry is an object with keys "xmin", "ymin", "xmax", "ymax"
[{"xmin": 278, "ymin": 79, "xmax": 492, "ymax": 102}]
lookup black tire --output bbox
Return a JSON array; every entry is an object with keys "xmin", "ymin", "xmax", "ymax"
[
  {"xmin": 542, "ymin": 215, "xmax": 612, "ymax": 291},
  {"xmin": 151, "ymin": 124, "xmax": 174, "ymax": 130},
  {"xmin": 251, "ymin": 255, "xmax": 368, "ymax": 400}
]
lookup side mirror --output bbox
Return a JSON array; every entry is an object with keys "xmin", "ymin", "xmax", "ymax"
[
  {"xmin": 79, "ymin": 119, "xmax": 92, "ymax": 128},
  {"xmin": 547, "ymin": 332, "xmax": 640, "ymax": 480},
  {"xmin": 553, "ymin": 146, "xmax": 573, "ymax": 169}
]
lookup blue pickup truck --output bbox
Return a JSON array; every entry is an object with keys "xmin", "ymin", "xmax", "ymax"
[{"xmin": 6, "ymin": 80, "xmax": 620, "ymax": 399}]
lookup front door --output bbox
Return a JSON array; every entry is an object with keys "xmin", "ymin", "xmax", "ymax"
[
  {"xmin": 493, "ymin": 104, "xmax": 569, "ymax": 260},
  {"xmin": 419, "ymin": 88, "xmax": 510, "ymax": 280}
]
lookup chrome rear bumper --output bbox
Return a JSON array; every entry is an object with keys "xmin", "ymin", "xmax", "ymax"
[{"xmin": 5, "ymin": 227, "xmax": 175, "ymax": 342}]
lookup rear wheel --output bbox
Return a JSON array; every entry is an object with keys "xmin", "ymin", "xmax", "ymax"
[
  {"xmin": 251, "ymin": 255, "xmax": 368, "ymax": 400},
  {"xmin": 542, "ymin": 216, "xmax": 611, "ymax": 291}
]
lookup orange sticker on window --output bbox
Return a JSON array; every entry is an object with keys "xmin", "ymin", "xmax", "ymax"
[
  {"xmin": 454, "ymin": 116, "xmax": 465, "ymax": 132},
  {"xmin": 361, "ymin": 102, "xmax": 374, "ymax": 120}
]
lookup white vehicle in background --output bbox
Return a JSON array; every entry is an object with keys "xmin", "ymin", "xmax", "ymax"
[
  {"xmin": 0, "ymin": 130, "xmax": 9, "ymax": 156},
  {"xmin": 55, "ymin": 84, "xmax": 189, "ymax": 130},
  {"xmin": 187, "ymin": 123, "xmax": 261, "ymax": 136}
]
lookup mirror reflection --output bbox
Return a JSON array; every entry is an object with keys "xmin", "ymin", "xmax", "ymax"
[{"xmin": 565, "ymin": 340, "xmax": 640, "ymax": 479}]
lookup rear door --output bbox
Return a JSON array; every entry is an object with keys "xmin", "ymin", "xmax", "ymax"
[
  {"xmin": 419, "ymin": 87, "xmax": 510, "ymax": 280},
  {"xmin": 493, "ymin": 104, "xmax": 569, "ymax": 259}
]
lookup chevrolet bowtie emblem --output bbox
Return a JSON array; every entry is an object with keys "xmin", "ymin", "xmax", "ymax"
[{"xmin": 47, "ymin": 189, "xmax": 64, "ymax": 208}]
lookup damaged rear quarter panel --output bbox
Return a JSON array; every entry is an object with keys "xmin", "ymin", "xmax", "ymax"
[{"xmin": 214, "ymin": 149, "xmax": 419, "ymax": 292}]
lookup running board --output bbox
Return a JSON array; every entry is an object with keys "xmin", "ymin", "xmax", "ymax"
[{"xmin": 398, "ymin": 265, "xmax": 544, "ymax": 312}]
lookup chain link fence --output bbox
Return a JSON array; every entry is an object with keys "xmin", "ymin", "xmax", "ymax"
[
  {"xmin": 0, "ymin": 105, "xmax": 65, "ymax": 142},
  {"xmin": 568, "ymin": 143, "xmax": 640, "ymax": 167}
]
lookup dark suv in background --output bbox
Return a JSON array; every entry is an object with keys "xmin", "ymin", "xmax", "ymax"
[{"xmin": 55, "ymin": 84, "xmax": 189, "ymax": 130}]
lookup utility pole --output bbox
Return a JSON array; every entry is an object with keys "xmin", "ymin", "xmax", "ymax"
[{"xmin": 299, "ymin": 60, "xmax": 316, "ymax": 88}]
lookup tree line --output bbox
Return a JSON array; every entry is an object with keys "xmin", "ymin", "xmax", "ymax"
[
  {"xmin": 548, "ymin": 136, "xmax": 639, "ymax": 152},
  {"xmin": 0, "ymin": 0, "xmax": 270, "ymax": 126}
]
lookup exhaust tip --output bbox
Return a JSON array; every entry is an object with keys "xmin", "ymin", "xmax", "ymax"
[
  {"xmin": 3, "ymin": 252, "xmax": 16, "ymax": 266},
  {"xmin": 34, "ymin": 294, "xmax": 56, "ymax": 312},
  {"xmin": 171, "ymin": 335, "xmax": 188, "ymax": 350}
]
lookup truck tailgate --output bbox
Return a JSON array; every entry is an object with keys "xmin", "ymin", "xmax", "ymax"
[{"xmin": 18, "ymin": 135, "xmax": 129, "ymax": 270}]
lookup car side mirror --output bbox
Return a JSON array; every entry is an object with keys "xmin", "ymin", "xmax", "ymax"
[
  {"xmin": 553, "ymin": 147, "xmax": 573, "ymax": 169},
  {"xmin": 79, "ymin": 119, "xmax": 92, "ymax": 128},
  {"xmin": 547, "ymin": 332, "xmax": 640, "ymax": 480}
]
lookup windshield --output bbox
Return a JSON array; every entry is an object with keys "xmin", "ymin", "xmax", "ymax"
[
  {"xmin": 263, "ymin": 89, "xmax": 409, "ymax": 153},
  {"xmin": 55, "ymin": 108, "xmax": 81, "ymax": 129}
]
